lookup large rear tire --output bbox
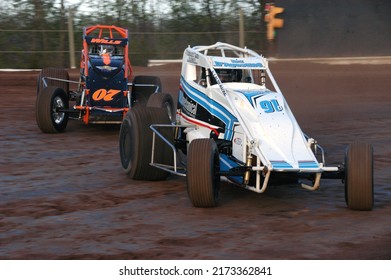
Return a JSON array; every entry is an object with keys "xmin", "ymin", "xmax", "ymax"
[
  {"xmin": 187, "ymin": 138, "xmax": 220, "ymax": 207},
  {"xmin": 131, "ymin": 75, "xmax": 162, "ymax": 107},
  {"xmin": 36, "ymin": 86, "xmax": 69, "ymax": 133},
  {"xmin": 37, "ymin": 68, "xmax": 69, "ymax": 96},
  {"xmin": 344, "ymin": 142, "xmax": 374, "ymax": 210},
  {"xmin": 147, "ymin": 93, "xmax": 176, "ymax": 122},
  {"xmin": 119, "ymin": 106, "xmax": 173, "ymax": 181}
]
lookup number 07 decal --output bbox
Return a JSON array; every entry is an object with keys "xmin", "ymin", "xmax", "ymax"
[{"xmin": 92, "ymin": 89, "xmax": 121, "ymax": 101}]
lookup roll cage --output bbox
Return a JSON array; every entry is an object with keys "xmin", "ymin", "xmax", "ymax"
[
  {"xmin": 183, "ymin": 42, "xmax": 268, "ymax": 84},
  {"xmin": 80, "ymin": 25, "xmax": 133, "ymax": 80}
]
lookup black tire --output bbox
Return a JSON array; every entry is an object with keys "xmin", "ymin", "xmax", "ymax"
[
  {"xmin": 36, "ymin": 86, "xmax": 69, "ymax": 133},
  {"xmin": 37, "ymin": 68, "xmax": 69, "ymax": 96},
  {"xmin": 147, "ymin": 93, "xmax": 176, "ymax": 122},
  {"xmin": 131, "ymin": 75, "xmax": 162, "ymax": 107},
  {"xmin": 187, "ymin": 138, "xmax": 220, "ymax": 207},
  {"xmin": 344, "ymin": 142, "xmax": 374, "ymax": 210},
  {"xmin": 119, "ymin": 106, "xmax": 173, "ymax": 181}
]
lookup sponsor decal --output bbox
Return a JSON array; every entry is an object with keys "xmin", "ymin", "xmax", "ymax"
[
  {"xmin": 233, "ymin": 137, "xmax": 242, "ymax": 145},
  {"xmin": 90, "ymin": 38, "xmax": 122, "ymax": 45},
  {"xmin": 96, "ymin": 65, "xmax": 118, "ymax": 71},
  {"xmin": 213, "ymin": 58, "xmax": 263, "ymax": 68},
  {"xmin": 185, "ymin": 49, "xmax": 199, "ymax": 64},
  {"xmin": 179, "ymin": 91, "xmax": 197, "ymax": 117}
]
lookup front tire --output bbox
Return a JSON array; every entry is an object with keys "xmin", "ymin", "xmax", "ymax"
[
  {"xmin": 131, "ymin": 75, "xmax": 162, "ymax": 107},
  {"xmin": 119, "ymin": 106, "xmax": 173, "ymax": 181},
  {"xmin": 36, "ymin": 86, "xmax": 69, "ymax": 133},
  {"xmin": 187, "ymin": 138, "xmax": 220, "ymax": 207},
  {"xmin": 344, "ymin": 142, "xmax": 374, "ymax": 210},
  {"xmin": 147, "ymin": 93, "xmax": 176, "ymax": 122}
]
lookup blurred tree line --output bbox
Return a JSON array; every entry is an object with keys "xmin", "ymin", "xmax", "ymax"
[{"xmin": 0, "ymin": 0, "xmax": 268, "ymax": 68}]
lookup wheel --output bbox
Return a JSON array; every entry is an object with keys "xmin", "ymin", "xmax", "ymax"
[
  {"xmin": 36, "ymin": 86, "xmax": 69, "ymax": 133},
  {"xmin": 131, "ymin": 75, "xmax": 162, "ymax": 107},
  {"xmin": 147, "ymin": 93, "xmax": 176, "ymax": 122},
  {"xmin": 119, "ymin": 106, "xmax": 173, "ymax": 181},
  {"xmin": 344, "ymin": 142, "xmax": 374, "ymax": 210},
  {"xmin": 37, "ymin": 68, "xmax": 69, "ymax": 96},
  {"xmin": 187, "ymin": 138, "xmax": 220, "ymax": 207}
]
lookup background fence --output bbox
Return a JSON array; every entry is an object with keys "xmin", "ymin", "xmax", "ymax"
[
  {"xmin": 0, "ymin": 0, "xmax": 270, "ymax": 68},
  {"xmin": 0, "ymin": 29, "xmax": 267, "ymax": 68},
  {"xmin": 1, "ymin": 0, "xmax": 390, "ymax": 69}
]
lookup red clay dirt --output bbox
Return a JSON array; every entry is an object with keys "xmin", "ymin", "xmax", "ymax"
[{"xmin": 0, "ymin": 61, "xmax": 390, "ymax": 259}]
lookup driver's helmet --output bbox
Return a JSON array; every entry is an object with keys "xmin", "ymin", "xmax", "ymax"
[
  {"xmin": 215, "ymin": 69, "xmax": 241, "ymax": 82},
  {"xmin": 99, "ymin": 44, "xmax": 115, "ymax": 56}
]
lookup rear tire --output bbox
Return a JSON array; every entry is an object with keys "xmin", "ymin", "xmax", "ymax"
[
  {"xmin": 36, "ymin": 86, "xmax": 69, "ymax": 133},
  {"xmin": 187, "ymin": 138, "xmax": 220, "ymax": 207},
  {"xmin": 147, "ymin": 93, "xmax": 176, "ymax": 122},
  {"xmin": 119, "ymin": 106, "xmax": 172, "ymax": 181},
  {"xmin": 37, "ymin": 68, "xmax": 69, "ymax": 96},
  {"xmin": 344, "ymin": 142, "xmax": 374, "ymax": 210},
  {"xmin": 131, "ymin": 75, "xmax": 162, "ymax": 107}
]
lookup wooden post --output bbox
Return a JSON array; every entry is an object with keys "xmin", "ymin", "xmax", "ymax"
[
  {"xmin": 239, "ymin": 9, "xmax": 245, "ymax": 48},
  {"xmin": 68, "ymin": 8, "xmax": 76, "ymax": 69}
]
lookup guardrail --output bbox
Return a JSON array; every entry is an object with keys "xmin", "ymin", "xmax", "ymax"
[{"xmin": 147, "ymin": 59, "xmax": 182, "ymax": 67}]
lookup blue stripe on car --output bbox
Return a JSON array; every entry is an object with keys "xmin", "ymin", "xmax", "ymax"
[
  {"xmin": 220, "ymin": 154, "xmax": 242, "ymax": 184},
  {"xmin": 298, "ymin": 161, "xmax": 319, "ymax": 168},
  {"xmin": 180, "ymin": 76, "xmax": 237, "ymax": 140},
  {"xmin": 270, "ymin": 160, "xmax": 319, "ymax": 169},
  {"xmin": 270, "ymin": 161, "xmax": 293, "ymax": 169}
]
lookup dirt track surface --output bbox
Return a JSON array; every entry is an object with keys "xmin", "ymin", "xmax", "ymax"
[{"xmin": 0, "ymin": 62, "xmax": 390, "ymax": 259}]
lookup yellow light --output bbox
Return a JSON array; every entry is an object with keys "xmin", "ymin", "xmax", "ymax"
[{"xmin": 266, "ymin": 6, "xmax": 284, "ymax": 40}]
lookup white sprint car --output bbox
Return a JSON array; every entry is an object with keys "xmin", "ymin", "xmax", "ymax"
[{"xmin": 119, "ymin": 42, "xmax": 374, "ymax": 210}]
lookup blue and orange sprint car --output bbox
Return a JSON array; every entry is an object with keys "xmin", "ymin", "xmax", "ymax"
[{"xmin": 36, "ymin": 25, "xmax": 168, "ymax": 132}]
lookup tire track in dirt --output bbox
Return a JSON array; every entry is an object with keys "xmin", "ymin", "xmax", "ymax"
[{"xmin": 1, "ymin": 63, "xmax": 390, "ymax": 259}]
